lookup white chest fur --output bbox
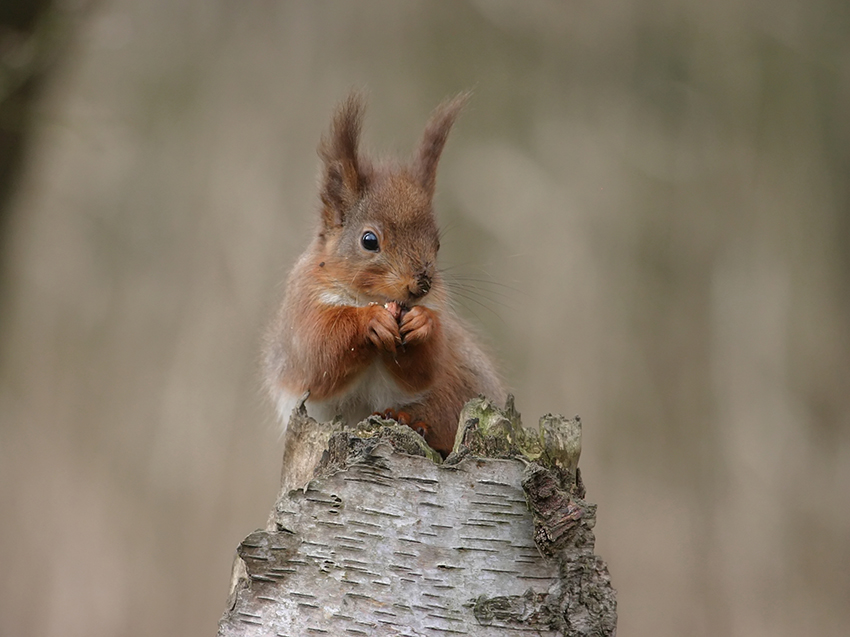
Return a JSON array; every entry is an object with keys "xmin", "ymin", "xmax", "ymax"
[{"xmin": 273, "ymin": 358, "xmax": 425, "ymax": 435}]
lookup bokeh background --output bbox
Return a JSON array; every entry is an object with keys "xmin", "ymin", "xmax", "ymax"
[{"xmin": 2, "ymin": 1, "xmax": 849, "ymax": 636}]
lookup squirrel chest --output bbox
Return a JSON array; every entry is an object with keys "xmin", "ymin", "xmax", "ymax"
[{"xmin": 273, "ymin": 348, "xmax": 429, "ymax": 429}]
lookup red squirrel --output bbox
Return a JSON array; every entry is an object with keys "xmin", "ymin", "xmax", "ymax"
[{"xmin": 263, "ymin": 93, "xmax": 504, "ymax": 456}]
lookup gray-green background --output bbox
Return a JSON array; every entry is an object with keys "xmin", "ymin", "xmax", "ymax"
[{"xmin": 2, "ymin": 2, "xmax": 848, "ymax": 636}]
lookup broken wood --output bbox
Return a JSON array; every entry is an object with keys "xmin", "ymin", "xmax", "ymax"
[{"xmin": 219, "ymin": 397, "xmax": 617, "ymax": 636}]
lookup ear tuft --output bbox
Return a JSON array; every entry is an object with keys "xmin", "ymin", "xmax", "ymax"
[
  {"xmin": 319, "ymin": 92, "xmax": 368, "ymax": 226},
  {"xmin": 414, "ymin": 91, "xmax": 470, "ymax": 198}
]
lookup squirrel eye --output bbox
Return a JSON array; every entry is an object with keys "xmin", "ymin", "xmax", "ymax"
[{"xmin": 361, "ymin": 231, "xmax": 380, "ymax": 252}]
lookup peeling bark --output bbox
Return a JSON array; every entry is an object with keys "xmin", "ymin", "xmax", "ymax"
[{"xmin": 219, "ymin": 397, "xmax": 617, "ymax": 636}]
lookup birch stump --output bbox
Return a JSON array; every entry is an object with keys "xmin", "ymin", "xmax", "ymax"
[{"xmin": 218, "ymin": 397, "xmax": 617, "ymax": 636}]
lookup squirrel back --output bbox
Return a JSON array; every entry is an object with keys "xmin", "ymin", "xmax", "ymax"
[{"xmin": 264, "ymin": 93, "xmax": 503, "ymax": 456}]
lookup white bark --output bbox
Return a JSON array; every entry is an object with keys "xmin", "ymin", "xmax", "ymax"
[{"xmin": 219, "ymin": 399, "xmax": 617, "ymax": 636}]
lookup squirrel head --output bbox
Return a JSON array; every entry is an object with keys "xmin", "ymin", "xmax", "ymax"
[{"xmin": 313, "ymin": 92, "xmax": 468, "ymax": 307}]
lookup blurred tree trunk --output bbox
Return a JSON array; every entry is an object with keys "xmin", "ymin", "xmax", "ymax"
[
  {"xmin": 219, "ymin": 399, "xmax": 617, "ymax": 636},
  {"xmin": 0, "ymin": 0, "xmax": 64, "ymax": 247}
]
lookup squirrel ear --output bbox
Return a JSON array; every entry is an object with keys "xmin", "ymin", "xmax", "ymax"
[
  {"xmin": 414, "ymin": 92, "xmax": 470, "ymax": 199},
  {"xmin": 319, "ymin": 92, "xmax": 368, "ymax": 227}
]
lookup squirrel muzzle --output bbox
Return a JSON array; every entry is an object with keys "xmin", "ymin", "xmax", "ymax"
[{"xmin": 407, "ymin": 270, "xmax": 432, "ymax": 301}]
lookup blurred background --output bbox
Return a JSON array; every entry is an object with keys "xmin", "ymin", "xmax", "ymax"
[{"xmin": 1, "ymin": 1, "xmax": 848, "ymax": 636}]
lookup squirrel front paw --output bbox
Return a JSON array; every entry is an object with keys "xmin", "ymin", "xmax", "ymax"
[
  {"xmin": 364, "ymin": 304, "xmax": 401, "ymax": 354},
  {"xmin": 399, "ymin": 305, "xmax": 435, "ymax": 345}
]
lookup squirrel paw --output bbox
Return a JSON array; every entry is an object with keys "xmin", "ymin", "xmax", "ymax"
[
  {"xmin": 374, "ymin": 408, "xmax": 430, "ymax": 439},
  {"xmin": 365, "ymin": 304, "xmax": 401, "ymax": 354},
  {"xmin": 373, "ymin": 408, "xmax": 411, "ymax": 426},
  {"xmin": 399, "ymin": 305, "xmax": 434, "ymax": 345},
  {"xmin": 409, "ymin": 420, "xmax": 430, "ymax": 439}
]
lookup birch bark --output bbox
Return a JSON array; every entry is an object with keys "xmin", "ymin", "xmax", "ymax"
[{"xmin": 219, "ymin": 398, "xmax": 617, "ymax": 636}]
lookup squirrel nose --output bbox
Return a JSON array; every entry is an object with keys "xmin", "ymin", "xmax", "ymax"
[{"xmin": 409, "ymin": 271, "xmax": 432, "ymax": 299}]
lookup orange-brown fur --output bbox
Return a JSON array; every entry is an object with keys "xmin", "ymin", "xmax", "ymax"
[{"xmin": 264, "ymin": 92, "xmax": 503, "ymax": 455}]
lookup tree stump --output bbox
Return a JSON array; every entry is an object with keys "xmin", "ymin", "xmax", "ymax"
[{"xmin": 218, "ymin": 397, "xmax": 617, "ymax": 636}]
